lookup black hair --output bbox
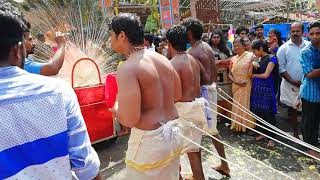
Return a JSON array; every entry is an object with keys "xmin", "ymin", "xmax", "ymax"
[
  {"xmin": 307, "ymin": 20, "xmax": 320, "ymax": 32},
  {"xmin": 248, "ymin": 31, "xmax": 256, "ymax": 37},
  {"xmin": 110, "ymin": 13, "xmax": 144, "ymax": 45},
  {"xmin": 166, "ymin": 25, "xmax": 187, "ymax": 52},
  {"xmin": 254, "ymin": 24, "xmax": 264, "ymax": 30},
  {"xmin": 144, "ymin": 33, "xmax": 154, "ymax": 45},
  {"xmin": 251, "ymin": 39, "xmax": 269, "ymax": 52},
  {"xmin": 0, "ymin": 3, "xmax": 25, "ymax": 60},
  {"xmin": 233, "ymin": 37, "xmax": 246, "ymax": 46},
  {"xmin": 209, "ymin": 29, "xmax": 231, "ymax": 57},
  {"xmin": 222, "ymin": 28, "xmax": 229, "ymax": 34},
  {"xmin": 236, "ymin": 26, "xmax": 249, "ymax": 35},
  {"xmin": 181, "ymin": 17, "xmax": 203, "ymax": 41},
  {"xmin": 268, "ymin": 28, "xmax": 283, "ymax": 46}
]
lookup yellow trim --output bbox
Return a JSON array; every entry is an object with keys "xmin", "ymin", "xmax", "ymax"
[{"xmin": 125, "ymin": 147, "xmax": 184, "ymax": 172}]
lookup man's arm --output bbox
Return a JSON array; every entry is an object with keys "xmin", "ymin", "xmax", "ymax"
[
  {"xmin": 208, "ymin": 47, "xmax": 217, "ymax": 82},
  {"xmin": 63, "ymin": 83, "xmax": 101, "ymax": 180},
  {"xmin": 114, "ymin": 63, "xmax": 141, "ymax": 128},
  {"xmin": 300, "ymin": 49, "xmax": 320, "ymax": 79},
  {"xmin": 197, "ymin": 57, "xmax": 210, "ymax": 82},
  {"xmin": 170, "ymin": 59, "xmax": 182, "ymax": 102},
  {"xmin": 173, "ymin": 67, "xmax": 182, "ymax": 103},
  {"xmin": 305, "ymin": 69, "xmax": 320, "ymax": 78},
  {"xmin": 277, "ymin": 45, "xmax": 301, "ymax": 87},
  {"xmin": 40, "ymin": 36, "xmax": 66, "ymax": 76},
  {"xmin": 280, "ymin": 72, "xmax": 301, "ymax": 87}
]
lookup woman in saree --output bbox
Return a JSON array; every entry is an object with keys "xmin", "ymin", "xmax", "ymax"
[{"xmin": 229, "ymin": 38, "xmax": 255, "ymax": 132}]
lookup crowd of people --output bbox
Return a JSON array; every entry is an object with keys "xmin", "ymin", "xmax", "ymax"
[
  {"xmin": 145, "ymin": 20, "xmax": 320, "ymax": 152},
  {"xmin": 0, "ymin": 1, "xmax": 320, "ymax": 180}
]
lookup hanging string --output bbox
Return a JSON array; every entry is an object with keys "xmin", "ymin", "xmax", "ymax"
[
  {"xmin": 203, "ymin": 105, "xmax": 320, "ymax": 161},
  {"xmin": 183, "ymin": 122, "xmax": 295, "ymax": 180},
  {"xmin": 215, "ymin": 87, "xmax": 320, "ymax": 154}
]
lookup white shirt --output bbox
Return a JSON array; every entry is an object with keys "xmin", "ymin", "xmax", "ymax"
[
  {"xmin": 277, "ymin": 39, "xmax": 310, "ymax": 81},
  {"xmin": 145, "ymin": 44, "xmax": 156, "ymax": 52}
]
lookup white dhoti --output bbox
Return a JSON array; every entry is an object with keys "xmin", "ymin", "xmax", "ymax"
[
  {"xmin": 175, "ymin": 98, "xmax": 207, "ymax": 152},
  {"xmin": 176, "ymin": 98, "xmax": 207, "ymax": 177},
  {"xmin": 201, "ymin": 83, "xmax": 219, "ymax": 135},
  {"xmin": 280, "ymin": 79, "xmax": 301, "ymax": 111},
  {"xmin": 125, "ymin": 119, "xmax": 189, "ymax": 180}
]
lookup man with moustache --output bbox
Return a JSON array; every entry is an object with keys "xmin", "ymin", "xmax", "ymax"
[
  {"xmin": 254, "ymin": 24, "xmax": 266, "ymax": 41},
  {"xmin": 182, "ymin": 18, "xmax": 230, "ymax": 177},
  {"xmin": 277, "ymin": 22, "xmax": 310, "ymax": 138},
  {"xmin": 23, "ymin": 23, "xmax": 66, "ymax": 76},
  {"xmin": 0, "ymin": 3, "xmax": 66, "ymax": 76}
]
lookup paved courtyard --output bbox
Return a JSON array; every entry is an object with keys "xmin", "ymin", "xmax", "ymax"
[{"xmin": 94, "ymin": 107, "xmax": 320, "ymax": 180}]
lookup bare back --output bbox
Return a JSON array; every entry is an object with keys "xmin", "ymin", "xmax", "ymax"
[
  {"xmin": 171, "ymin": 54, "xmax": 201, "ymax": 102},
  {"xmin": 188, "ymin": 41, "xmax": 217, "ymax": 85},
  {"xmin": 117, "ymin": 50, "xmax": 181, "ymax": 130}
]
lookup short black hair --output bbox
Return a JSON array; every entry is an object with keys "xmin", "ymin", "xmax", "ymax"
[
  {"xmin": 236, "ymin": 26, "xmax": 249, "ymax": 35},
  {"xmin": 222, "ymin": 28, "xmax": 229, "ymax": 34},
  {"xmin": 0, "ymin": 3, "xmax": 25, "ymax": 60},
  {"xmin": 254, "ymin": 24, "xmax": 264, "ymax": 30},
  {"xmin": 110, "ymin": 13, "xmax": 144, "ymax": 45},
  {"xmin": 144, "ymin": 33, "xmax": 154, "ymax": 45},
  {"xmin": 251, "ymin": 39, "xmax": 269, "ymax": 52},
  {"xmin": 307, "ymin": 20, "xmax": 320, "ymax": 32},
  {"xmin": 166, "ymin": 25, "xmax": 187, "ymax": 52},
  {"xmin": 181, "ymin": 17, "xmax": 203, "ymax": 40}
]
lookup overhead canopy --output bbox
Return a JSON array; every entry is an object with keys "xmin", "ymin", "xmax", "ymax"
[{"xmin": 180, "ymin": 0, "xmax": 319, "ymax": 23}]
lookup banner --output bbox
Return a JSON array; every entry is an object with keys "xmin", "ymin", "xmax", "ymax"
[
  {"xmin": 171, "ymin": 0, "xmax": 180, "ymax": 24},
  {"xmin": 99, "ymin": 0, "xmax": 112, "ymax": 16},
  {"xmin": 159, "ymin": 0, "xmax": 173, "ymax": 29}
]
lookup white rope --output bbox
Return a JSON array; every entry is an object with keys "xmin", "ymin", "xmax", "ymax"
[
  {"xmin": 216, "ymin": 87, "xmax": 320, "ymax": 153},
  {"xmin": 177, "ymin": 132, "xmax": 264, "ymax": 180},
  {"xmin": 208, "ymin": 97, "xmax": 320, "ymax": 155},
  {"xmin": 185, "ymin": 121, "xmax": 295, "ymax": 180},
  {"xmin": 204, "ymin": 105, "xmax": 320, "ymax": 161}
]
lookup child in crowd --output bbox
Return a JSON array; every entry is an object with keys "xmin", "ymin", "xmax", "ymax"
[{"xmin": 250, "ymin": 40, "xmax": 278, "ymax": 147}]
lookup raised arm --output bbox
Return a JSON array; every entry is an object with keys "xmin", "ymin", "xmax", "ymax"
[
  {"xmin": 40, "ymin": 36, "xmax": 66, "ymax": 76},
  {"xmin": 277, "ymin": 45, "xmax": 301, "ymax": 87}
]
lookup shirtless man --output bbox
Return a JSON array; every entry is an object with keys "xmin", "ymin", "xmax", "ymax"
[
  {"xmin": 109, "ymin": 13, "xmax": 183, "ymax": 180},
  {"xmin": 167, "ymin": 25, "xmax": 206, "ymax": 180},
  {"xmin": 182, "ymin": 18, "xmax": 230, "ymax": 176}
]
